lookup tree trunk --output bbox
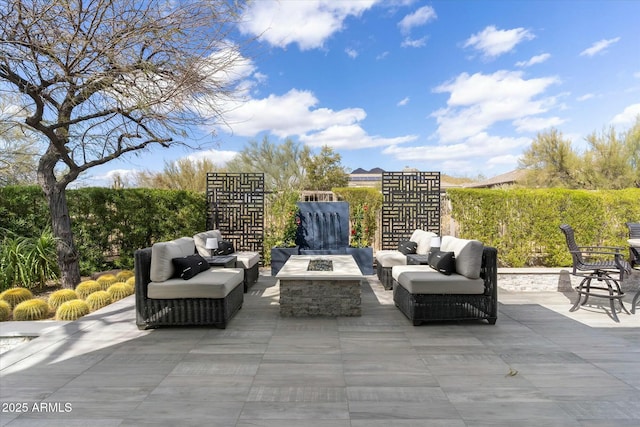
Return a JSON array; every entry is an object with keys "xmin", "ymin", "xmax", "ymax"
[{"xmin": 39, "ymin": 170, "xmax": 81, "ymax": 289}]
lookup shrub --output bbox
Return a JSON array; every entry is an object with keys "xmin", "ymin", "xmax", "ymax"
[
  {"xmin": 56, "ymin": 299, "xmax": 90, "ymax": 320},
  {"xmin": 107, "ymin": 282, "xmax": 134, "ymax": 301},
  {"xmin": 85, "ymin": 291, "xmax": 112, "ymax": 312},
  {"xmin": 0, "ymin": 287, "xmax": 34, "ymax": 308},
  {"xmin": 115, "ymin": 270, "xmax": 134, "ymax": 282},
  {"xmin": 12, "ymin": 299, "xmax": 50, "ymax": 321},
  {"xmin": 0, "ymin": 228, "xmax": 59, "ymax": 291},
  {"xmin": 75, "ymin": 280, "xmax": 101, "ymax": 299},
  {"xmin": 0, "ymin": 300, "xmax": 11, "ymax": 321},
  {"xmin": 48, "ymin": 289, "xmax": 79, "ymax": 310},
  {"xmin": 96, "ymin": 274, "xmax": 117, "ymax": 291}
]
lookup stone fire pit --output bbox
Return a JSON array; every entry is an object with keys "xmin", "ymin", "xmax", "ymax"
[{"xmin": 276, "ymin": 255, "xmax": 363, "ymax": 317}]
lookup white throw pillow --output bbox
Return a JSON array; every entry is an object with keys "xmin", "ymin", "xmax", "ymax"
[
  {"xmin": 410, "ymin": 230, "xmax": 437, "ymax": 255},
  {"xmin": 193, "ymin": 230, "xmax": 223, "ymax": 257},
  {"xmin": 441, "ymin": 236, "xmax": 484, "ymax": 279},
  {"xmin": 150, "ymin": 237, "xmax": 196, "ymax": 282}
]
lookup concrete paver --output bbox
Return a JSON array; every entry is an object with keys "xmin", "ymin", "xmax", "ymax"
[{"xmin": 1, "ymin": 271, "xmax": 639, "ymax": 426}]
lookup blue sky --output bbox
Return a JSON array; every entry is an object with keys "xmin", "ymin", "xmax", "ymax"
[{"xmin": 88, "ymin": 0, "xmax": 640, "ymax": 186}]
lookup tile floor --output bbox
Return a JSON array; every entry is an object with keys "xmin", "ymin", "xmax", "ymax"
[{"xmin": 1, "ymin": 272, "xmax": 639, "ymax": 426}]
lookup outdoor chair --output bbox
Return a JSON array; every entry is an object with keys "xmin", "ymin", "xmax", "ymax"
[
  {"xmin": 559, "ymin": 224, "xmax": 631, "ymax": 322},
  {"xmin": 626, "ymin": 222, "xmax": 640, "ymax": 313},
  {"xmin": 626, "ymin": 222, "xmax": 640, "ymax": 268}
]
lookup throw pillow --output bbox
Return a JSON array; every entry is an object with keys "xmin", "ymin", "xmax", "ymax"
[
  {"xmin": 428, "ymin": 250, "xmax": 456, "ymax": 275},
  {"xmin": 215, "ymin": 240, "xmax": 234, "ymax": 255},
  {"xmin": 398, "ymin": 240, "xmax": 418, "ymax": 255},
  {"xmin": 172, "ymin": 254, "xmax": 208, "ymax": 280}
]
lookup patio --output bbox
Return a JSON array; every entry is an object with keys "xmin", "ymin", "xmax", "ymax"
[{"xmin": 1, "ymin": 271, "xmax": 639, "ymax": 426}]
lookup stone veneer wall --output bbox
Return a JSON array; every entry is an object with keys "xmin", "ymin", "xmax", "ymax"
[
  {"xmin": 279, "ymin": 279, "xmax": 361, "ymax": 317},
  {"xmin": 497, "ymin": 268, "xmax": 640, "ymax": 293}
]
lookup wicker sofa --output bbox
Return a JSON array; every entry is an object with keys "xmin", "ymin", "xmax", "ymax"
[
  {"xmin": 375, "ymin": 229, "xmax": 437, "ymax": 290},
  {"xmin": 193, "ymin": 230, "xmax": 260, "ymax": 292},
  {"xmin": 392, "ymin": 236, "xmax": 497, "ymax": 325},
  {"xmin": 134, "ymin": 237, "xmax": 244, "ymax": 329}
]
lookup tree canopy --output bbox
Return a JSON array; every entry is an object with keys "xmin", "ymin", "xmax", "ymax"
[
  {"xmin": 519, "ymin": 117, "xmax": 640, "ymax": 189},
  {"xmin": 0, "ymin": 0, "xmax": 251, "ymax": 287}
]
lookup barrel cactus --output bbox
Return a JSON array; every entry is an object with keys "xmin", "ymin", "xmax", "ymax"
[
  {"xmin": 125, "ymin": 276, "xmax": 135, "ymax": 287},
  {"xmin": 75, "ymin": 280, "xmax": 101, "ymax": 299},
  {"xmin": 12, "ymin": 299, "xmax": 51, "ymax": 321},
  {"xmin": 0, "ymin": 287, "xmax": 34, "ymax": 308},
  {"xmin": 85, "ymin": 291, "xmax": 112, "ymax": 312},
  {"xmin": 0, "ymin": 300, "xmax": 11, "ymax": 321},
  {"xmin": 115, "ymin": 270, "xmax": 134, "ymax": 282},
  {"xmin": 107, "ymin": 282, "xmax": 134, "ymax": 301},
  {"xmin": 96, "ymin": 274, "xmax": 118, "ymax": 291},
  {"xmin": 48, "ymin": 289, "xmax": 78, "ymax": 310},
  {"xmin": 56, "ymin": 299, "xmax": 90, "ymax": 321}
]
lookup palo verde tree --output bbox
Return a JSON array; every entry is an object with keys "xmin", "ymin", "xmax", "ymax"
[{"xmin": 0, "ymin": 0, "xmax": 251, "ymax": 288}]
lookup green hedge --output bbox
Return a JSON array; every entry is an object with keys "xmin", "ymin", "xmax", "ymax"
[
  {"xmin": 0, "ymin": 186, "xmax": 205, "ymax": 274},
  {"xmin": 2, "ymin": 186, "xmax": 638, "ymax": 272},
  {"xmin": 447, "ymin": 188, "xmax": 640, "ymax": 267}
]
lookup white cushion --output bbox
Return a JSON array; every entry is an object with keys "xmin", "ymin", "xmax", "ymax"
[
  {"xmin": 441, "ymin": 236, "xmax": 484, "ymax": 279},
  {"xmin": 376, "ymin": 250, "xmax": 407, "ymax": 268},
  {"xmin": 393, "ymin": 265, "xmax": 484, "ymax": 295},
  {"xmin": 148, "ymin": 268, "xmax": 244, "ymax": 299},
  {"xmin": 150, "ymin": 237, "xmax": 195, "ymax": 282},
  {"xmin": 193, "ymin": 230, "xmax": 223, "ymax": 257},
  {"xmin": 410, "ymin": 230, "xmax": 437, "ymax": 255},
  {"xmin": 234, "ymin": 251, "xmax": 260, "ymax": 269},
  {"xmin": 628, "ymin": 239, "xmax": 640, "ymax": 247}
]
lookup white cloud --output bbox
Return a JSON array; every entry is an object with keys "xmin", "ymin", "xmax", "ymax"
[
  {"xmin": 580, "ymin": 37, "xmax": 621, "ymax": 57},
  {"xmin": 397, "ymin": 97, "xmax": 410, "ymax": 106},
  {"xmin": 300, "ymin": 124, "xmax": 417, "ymax": 149},
  {"xmin": 238, "ymin": 0, "xmax": 377, "ymax": 50},
  {"xmin": 186, "ymin": 149, "xmax": 238, "ymax": 166},
  {"xmin": 516, "ymin": 53, "xmax": 551, "ymax": 67},
  {"xmin": 464, "ymin": 25, "xmax": 535, "ymax": 58},
  {"xmin": 610, "ymin": 103, "xmax": 640, "ymax": 126},
  {"xmin": 218, "ymin": 89, "xmax": 366, "ymax": 138},
  {"xmin": 376, "ymin": 51, "xmax": 390, "ymax": 60},
  {"xmin": 634, "ymin": 71, "xmax": 640, "ymax": 79},
  {"xmin": 345, "ymin": 48, "xmax": 358, "ymax": 59},
  {"xmin": 398, "ymin": 5, "xmax": 437, "ymax": 34},
  {"xmin": 383, "ymin": 133, "xmax": 529, "ymax": 162},
  {"xmin": 401, "ymin": 36, "xmax": 427, "ymax": 48},
  {"xmin": 577, "ymin": 93, "xmax": 595, "ymax": 101},
  {"xmin": 513, "ymin": 116, "xmax": 565, "ymax": 133},
  {"xmin": 432, "ymin": 70, "xmax": 560, "ymax": 142}
]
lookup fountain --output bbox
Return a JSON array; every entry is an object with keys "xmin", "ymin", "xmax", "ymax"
[{"xmin": 271, "ymin": 201, "xmax": 373, "ymax": 275}]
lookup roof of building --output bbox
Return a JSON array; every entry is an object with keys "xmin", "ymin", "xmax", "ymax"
[{"xmin": 463, "ymin": 169, "xmax": 525, "ymax": 188}]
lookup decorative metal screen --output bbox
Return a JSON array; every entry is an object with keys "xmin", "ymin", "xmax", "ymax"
[
  {"xmin": 380, "ymin": 172, "xmax": 440, "ymax": 250},
  {"xmin": 206, "ymin": 173, "xmax": 265, "ymax": 253}
]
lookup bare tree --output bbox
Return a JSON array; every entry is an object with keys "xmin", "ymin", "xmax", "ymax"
[
  {"xmin": 135, "ymin": 157, "xmax": 223, "ymax": 192},
  {"xmin": 0, "ymin": 0, "xmax": 251, "ymax": 288}
]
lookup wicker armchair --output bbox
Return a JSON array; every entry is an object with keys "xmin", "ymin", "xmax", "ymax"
[
  {"xmin": 134, "ymin": 247, "xmax": 244, "ymax": 329},
  {"xmin": 559, "ymin": 224, "xmax": 631, "ymax": 322},
  {"xmin": 392, "ymin": 246, "xmax": 498, "ymax": 325},
  {"xmin": 626, "ymin": 222, "xmax": 640, "ymax": 268},
  {"xmin": 626, "ymin": 222, "xmax": 640, "ymax": 314}
]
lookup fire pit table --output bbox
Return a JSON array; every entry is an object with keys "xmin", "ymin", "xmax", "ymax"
[{"xmin": 276, "ymin": 255, "xmax": 363, "ymax": 317}]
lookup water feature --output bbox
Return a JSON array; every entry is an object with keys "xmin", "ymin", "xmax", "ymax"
[{"xmin": 296, "ymin": 202, "xmax": 349, "ymax": 252}]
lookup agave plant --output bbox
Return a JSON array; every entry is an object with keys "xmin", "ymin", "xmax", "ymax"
[{"xmin": 0, "ymin": 228, "xmax": 59, "ymax": 291}]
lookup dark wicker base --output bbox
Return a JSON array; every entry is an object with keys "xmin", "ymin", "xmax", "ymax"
[
  {"xmin": 392, "ymin": 246, "xmax": 498, "ymax": 325},
  {"xmin": 242, "ymin": 263, "xmax": 259, "ymax": 292},
  {"xmin": 135, "ymin": 247, "xmax": 244, "ymax": 330},
  {"xmin": 376, "ymin": 263, "xmax": 393, "ymax": 290}
]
